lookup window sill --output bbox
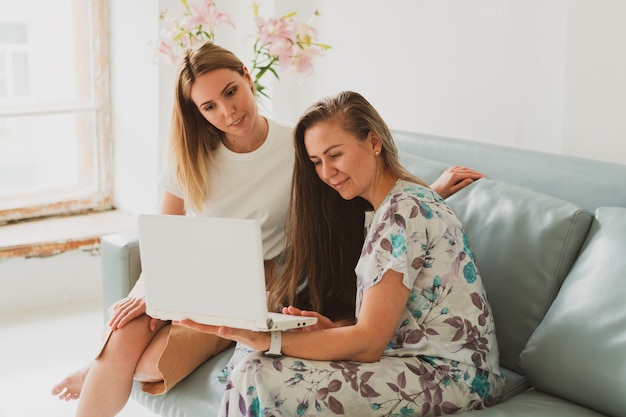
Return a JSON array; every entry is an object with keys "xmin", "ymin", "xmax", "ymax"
[{"xmin": 0, "ymin": 210, "xmax": 137, "ymax": 259}]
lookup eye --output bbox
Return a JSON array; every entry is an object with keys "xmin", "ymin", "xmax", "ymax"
[
  {"xmin": 203, "ymin": 103, "xmax": 215, "ymax": 112},
  {"xmin": 329, "ymin": 152, "xmax": 340, "ymax": 160},
  {"xmin": 226, "ymin": 87, "xmax": 237, "ymax": 97}
]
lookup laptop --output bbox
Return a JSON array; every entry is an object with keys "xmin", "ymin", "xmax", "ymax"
[{"xmin": 137, "ymin": 214, "xmax": 317, "ymax": 331}]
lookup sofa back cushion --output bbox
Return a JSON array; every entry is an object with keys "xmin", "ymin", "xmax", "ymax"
[
  {"xmin": 519, "ymin": 207, "xmax": 626, "ymax": 416},
  {"xmin": 393, "ymin": 129, "xmax": 626, "ymax": 212},
  {"xmin": 398, "ymin": 150, "xmax": 449, "ymax": 185},
  {"xmin": 444, "ymin": 178, "xmax": 593, "ymax": 373}
]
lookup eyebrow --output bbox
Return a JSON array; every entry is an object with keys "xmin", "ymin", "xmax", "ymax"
[
  {"xmin": 198, "ymin": 81, "xmax": 236, "ymax": 109},
  {"xmin": 308, "ymin": 144, "xmax": 341, "ymax": 159}
]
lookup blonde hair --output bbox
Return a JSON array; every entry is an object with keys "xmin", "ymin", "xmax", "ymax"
[
  {"xmin": 169, "ymin": 42, "xmax": 251, "ymax": 212},
  {"xmin": 268, "ymin": 91, "xmax": 427, "ymax": 321}
]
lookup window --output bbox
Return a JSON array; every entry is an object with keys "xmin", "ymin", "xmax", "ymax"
[{"xmin": 0, "ymin": 0, "xmax": 111, "ymax": 224}]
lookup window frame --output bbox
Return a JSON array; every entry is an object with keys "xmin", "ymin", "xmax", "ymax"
[{"xmin": 0, "ymin": 0, "xmax": 112, "ymax": 224}]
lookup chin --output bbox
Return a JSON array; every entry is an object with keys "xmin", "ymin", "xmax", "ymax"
[{"xmin": 337, "ymin": 190, "xmax": 357, "ymax": 201}]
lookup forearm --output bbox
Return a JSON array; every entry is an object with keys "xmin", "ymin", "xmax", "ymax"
[{"xmin": 280, "ymin": 325, "xmax": 385, "ymax": 363}]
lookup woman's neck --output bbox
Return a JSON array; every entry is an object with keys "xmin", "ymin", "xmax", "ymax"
[
  {"xmin": 222, "ymin": 116, "xmax": 269, "ymax": 153},
  {"xmin": 369, "ymin": 172, "xmax": 399, "ymax": 211}
]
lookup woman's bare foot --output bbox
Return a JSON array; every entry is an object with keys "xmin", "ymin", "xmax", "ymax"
[{"xmin": 51, "ymin": 364, "xmax": 90, "ymax": 401}]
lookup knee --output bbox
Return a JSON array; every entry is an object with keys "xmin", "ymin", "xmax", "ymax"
[{"xmin": 100, "ymin": 318, "xmax": 167, "ymax": 365}]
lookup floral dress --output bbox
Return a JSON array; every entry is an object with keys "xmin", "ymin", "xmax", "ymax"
[{"xmin": 219, "ymin": 180, "xmax": 505, "ymax": 416}]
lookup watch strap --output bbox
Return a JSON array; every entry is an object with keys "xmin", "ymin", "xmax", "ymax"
[{"xmin": 264, "ymin": 330, "xmax": 282, "ymax": 357}]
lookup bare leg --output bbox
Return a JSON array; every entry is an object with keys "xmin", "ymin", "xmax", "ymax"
[
  {"xmin": 74, "ymin": 315, "xmax": 169, "ymax": 417},
  {"xmin": 133, "ymin": 325, "xmax": 169, "ymax": 382}
]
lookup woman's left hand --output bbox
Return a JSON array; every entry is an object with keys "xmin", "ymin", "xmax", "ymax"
[
  {"xmin": 177, "ymin": 319, "xmax": 271, "ymax": 351},
  {"xmin": 429, "ymin": 165, "xmax": 485, "ymax": 198}
]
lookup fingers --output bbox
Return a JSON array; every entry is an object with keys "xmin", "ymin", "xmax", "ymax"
[
  {"xmin": 283, "ymin": 306, "xmax": 322, "ymax": 319},
  {"xmin": 283, "ymin": 306, "xmax": 304, "ymax": 315},
  {"xmin": 149, "ymin": 317, "xmax": 161, "ymax": 331},
  {"xmin": 431, "ymin": 166, "xmax": 485, "ymax": 198},
  {"xmin": 107, "ymin": 296, "xmax": 147, "ymax": 329},
  {"xmin": 282, "ymin": 306, "xmax": 336, "ymax": 331},
  {"xmin": 451, "ymin": 178, "xmax": 475, "ymax": 193},
  {"xmin": 447, "ymin": 166, "xmax": 485, "ymax": 180}
]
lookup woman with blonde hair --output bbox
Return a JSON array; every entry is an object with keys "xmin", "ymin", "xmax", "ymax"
[
  {"xmin": 52, "ymin": 41, "xmax": 293, "ymax": 417},
  {"xmin": 53, "ymin": 41, "xmax": 484, "ymax": 417},
  {"xmin": 182, "ymin": 91, "xmax": 505, "ymax": 416}
]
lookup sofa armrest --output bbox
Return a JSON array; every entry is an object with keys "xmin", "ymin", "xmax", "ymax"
[{"xmin": 100, "ymin": 230, "xmax": 141, "ymax": 322}]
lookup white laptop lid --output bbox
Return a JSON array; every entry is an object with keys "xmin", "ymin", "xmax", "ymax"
[{"xmin": 137, "ymin": 214, "xmax": 316, "ymax": 331}]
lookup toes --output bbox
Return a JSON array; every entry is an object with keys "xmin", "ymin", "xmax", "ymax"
[
  {"xmin": 53, "ymin": 387, "xmax": 80, "ymax": 401},
  {"xmin": 60, "ymin": 390, "xmax": 78, "ymax": 401}
]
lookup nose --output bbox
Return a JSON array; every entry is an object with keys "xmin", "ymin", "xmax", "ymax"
[
  {"xmin": 319, "ymin": 161, "xmax": 336, "ymax": 181},
  {"xmin": 223, "ymin": 103, "xmax": 236, "ymax": 118}
]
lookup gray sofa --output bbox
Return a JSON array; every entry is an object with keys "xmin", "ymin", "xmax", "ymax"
[{"xmin": 101, "ymin": 130, "xmax": 626, "ymax": 417}]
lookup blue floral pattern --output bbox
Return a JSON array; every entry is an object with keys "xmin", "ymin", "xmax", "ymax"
[{"xmin": 219, "ymin": 180, "xmax": 504, "ymax": 416}]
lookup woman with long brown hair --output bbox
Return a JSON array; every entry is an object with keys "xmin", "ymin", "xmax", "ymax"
[{"xmin": 182, "ymin": 91, "xmax": 504, "ymax": 416}]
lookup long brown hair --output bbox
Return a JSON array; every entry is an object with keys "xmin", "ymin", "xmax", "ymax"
[
  {"xmin": 268, "ymin": 91, "xmax": 427, "ymax": 321},
  {"xmin": 169, "ymin": 42, "xmax": 252, "ymax": 212}
]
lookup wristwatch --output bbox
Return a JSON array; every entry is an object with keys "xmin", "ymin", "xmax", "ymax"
[{"xmin": 263, "ymin": 330, "xmax": 282, "ymax": 357}]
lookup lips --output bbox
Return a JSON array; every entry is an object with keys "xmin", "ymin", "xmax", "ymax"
[
  {"xmin": 331, "ymin": 178, "xmax": 347, "ymax": 190},
  {"xmin": 230, "ymin": 114, "xmax": 245, "ymax": 127}
]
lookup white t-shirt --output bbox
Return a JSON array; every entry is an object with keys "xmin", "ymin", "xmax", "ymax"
[{"xmin": 159, "ymin": 118, "xmax": 294, "ymax": 259}]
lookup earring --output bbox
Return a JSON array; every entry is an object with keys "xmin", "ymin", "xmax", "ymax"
[{"xmin": 375, "ymin": 151, "xmax": 380, "ymax": 156}]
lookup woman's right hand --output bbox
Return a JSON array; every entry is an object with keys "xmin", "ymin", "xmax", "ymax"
[{"xmin": 107, "ymin": 295, "xmax": 161, "ymax": 331}]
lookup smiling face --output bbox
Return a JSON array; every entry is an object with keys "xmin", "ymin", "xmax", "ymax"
[
  {"xmin": 304, "ymin": 120, "xmax": 382, "ymax": 204},
  {"xmin": 190, "ymin": 67, "xmax": 259, "ymax": 141}
]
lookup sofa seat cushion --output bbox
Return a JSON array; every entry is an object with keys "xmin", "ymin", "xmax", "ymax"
[
  {"xmin": 445, "ymin": 179, "xmax": 593, "ymax": 373},
  {"xmin": 457, "ymin": 389, "xmax": 606, "ymax": 417},
  {"xmin": 519, "ymin": 207, "xmax": 626, "ymax": 417},
  {"xmin": 132, "ymin": 345, "xmax": 234, "ymax": 417},
  {"xmin": 498, "ymin": 368, "xmax": 531, "ymax": 403}
]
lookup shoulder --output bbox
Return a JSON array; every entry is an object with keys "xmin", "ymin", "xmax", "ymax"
[
  {"xmin": 385, "ymin": 181, "xmax": 443, "ymax": 213},
  {"xmin": 375, "ymin": 180, "xmax": 456, "ymax": 229}
]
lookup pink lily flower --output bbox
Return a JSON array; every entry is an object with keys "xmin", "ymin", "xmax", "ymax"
[
  {"xmin": 188, "ymin": 0, "xmax": 235, "ymax": 29},
  {"xmin": 256, "ymin": 16, "xmax": 295, "ymax": 56},
  {"xmin": 155, "ymin": 0, "xmax": 331, "ymax": 100}
]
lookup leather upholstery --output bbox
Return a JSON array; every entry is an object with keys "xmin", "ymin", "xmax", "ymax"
[
  {"xmin": 446, "ymin": 179, "xmax": 593, "ymax": 372},
  {"xmin": 519, "ymin": 207, "xmax": 626, "ymax": 416}
]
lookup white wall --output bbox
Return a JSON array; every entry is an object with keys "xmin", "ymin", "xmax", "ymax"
[
  {"xmin": 108, "ymin": 0, "xmax": 166, "ymax": 215},
  {"xmin": 114, "ymin": 0, "xmax": 626, "ymax": 215},
  {"xmin": 562, "ymin": 1, "xmax": 626, "ymax": 161},
  {"xmin": 268, "ymin": 0, "xmax": 626, "ymax": 164}
]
